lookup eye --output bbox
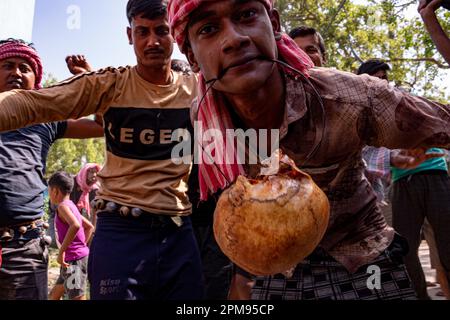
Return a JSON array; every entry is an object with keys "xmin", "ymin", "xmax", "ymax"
[
  {"xmin": 20, "ymin": 65, "xmax": 32, "ymax": 73},
  {"xmin": 198, "ymin": 24, "xmax": 218, "ymax": 35},
  {"xmin": 136, "ymin": 28, "xmax": 149, "ymax": 36},
  {"xmin": 239, "ymin": 8, "xmax": 257, "ymax": 21},
  {"xmin": 1, "ymin": 63, "xmax": 13, "ymax": 70},
  {"xmin": 156, "ymin": 27, "xmax": 170, "ymax": 36},
  {"xmin": 304, "ymin": 46, "xmax": 319, "ymax": 54}
]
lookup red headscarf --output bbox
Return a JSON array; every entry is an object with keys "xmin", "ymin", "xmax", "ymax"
[
  {"xmin": 168, "ymin": 0, "xmax": 314, "ymax": 200},
  {"xmin": 0, "ymin": 40, "xmax": 43, "ymax": 89}
]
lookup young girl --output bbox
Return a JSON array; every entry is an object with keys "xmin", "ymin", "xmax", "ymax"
[{"xmin": 48, "ymin": 171, "xmax": 94, "ymax": 300}]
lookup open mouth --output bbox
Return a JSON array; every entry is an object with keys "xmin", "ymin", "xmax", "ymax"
[
  {"xmin": 144, "ymin": 49, "xmax": 165, "ymax": 56},
  {"xmin": 7, "ymin": 80, "xmax": 23, "ymax": 89}
]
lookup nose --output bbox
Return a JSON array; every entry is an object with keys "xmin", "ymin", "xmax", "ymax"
[
  {"xmin": 147, "ymin": 33, "xmax": 161, "ymax": 47},
  {"xmin": 221, "ymin": 21, "xmax": 250, "ymax": 54},
  {"xmin": 10, "ymin": 66, "xmax": 22, "ymax": 78}
]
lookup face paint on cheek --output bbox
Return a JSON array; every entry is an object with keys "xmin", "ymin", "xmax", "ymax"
[
  {"xmin": 249, "ymin": 28, "xmax": 278, "ymax": 62},
  {"xmin": 193, "ymin": 47, "xmax": 222, "ymax": 83}
]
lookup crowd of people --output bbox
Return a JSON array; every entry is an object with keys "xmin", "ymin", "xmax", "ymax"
[{"xmin": 0, "ymin": 0, "xmax": 449, "ymax": 301}]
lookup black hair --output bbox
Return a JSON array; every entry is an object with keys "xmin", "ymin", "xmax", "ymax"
[
  {"xmin": 288, "ymin": 26, "xmax": 326, "ymax": 56},
  {"xmin": 126, "ymin": 0, "xmax": 168, "ymax": 24},
  {"xmin": 171, "ymin": 59, "xmax": 192, "ymax": 74},
  {"xmin": 357, "ymin": 59, "xmax": 391, "ymax": 76},
  {"xmin": 48, "ymin": 171, "xmax": 74, "ymax": 195},
  {"xmin": 0, "ymin": 38, "xmax": 35, "ymax": 49}
]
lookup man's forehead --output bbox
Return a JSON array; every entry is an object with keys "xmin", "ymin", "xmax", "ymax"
[
  {"xmin": 132, "ymin": 14, "xmax": 169, "ymax": 28},
  {"xmin": 0, "ymin": 57, "xmax": 31, "ymax": 65},
  {"xmin": 189, "ymin": 0, "xmax": 260, "ymax": 25},
  {"xmin": 294, "ymin": 34, "xmax": 319, "ymax": 45}
]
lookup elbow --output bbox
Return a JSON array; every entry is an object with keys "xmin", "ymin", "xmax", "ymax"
[
  {"xmin": 84, "ymin": 219, "xmax": 94, "ymax": 230},
  {"xmin": 72, "ymin": 223, "xmax": 82, "ymax": 230}
]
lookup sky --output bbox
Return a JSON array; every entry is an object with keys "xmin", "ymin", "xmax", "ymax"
[
  {"xmin": 1, "ymin": 0, "xmax": 185, "ymax": 81},
  {"xmin": 0, "ymin": 0, "xmax": 35, "ymax": 42}
]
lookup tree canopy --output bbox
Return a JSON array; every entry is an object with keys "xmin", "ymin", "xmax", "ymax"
[
  {"xmin": 276, "ymin": 0, "xmax": 450, "ymax": 102},
  {"xmin": 43, "ymin": 74, "xmax": 105, "ymax": 176}
]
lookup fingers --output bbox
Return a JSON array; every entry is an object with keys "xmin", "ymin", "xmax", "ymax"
[
  {"xmin": 419, "ymin": 0, "xmax": 443, "ymax": 13},
  {"xmin": 73, "ymin": 55, "xmax": 81, "ymax": 65},
  {"xmin": 59, "ymin": 257, "xmax": 69, "ymax": 268},
  {"xmin": 398, "ymin": 157, "xmax": 416, "ymax": 168},
  {"xmin": 424, "ymin": 152, "xmax": 446, "ymax": 160},
  {"xmin": 76, "ymin": 55, "xmax": 86, "ymax": 63},
  {"xmin": 65, "ymin": 55, "xmax": 87, "ymax": 65},
  {"xmin": 393, "ymin": 149, "xmax": 445, "ymax": 169},
  {"xmin": 418, "ymin": 0, "xmax": 428, "ymax": 12},
  {"xmin": 430, "ymin": 0, "xmax": 444, "ymax": 9},
  {"xmin": 65, "ymin": 57, "xmax": 74, "ymax": 69},
  {"xmin": 400, "ymin": 148, "xmax": 427, "ymax": 157},
  {"xmin": 66, "ymin": 55, "xmax": 77, "ymax": 62},
  {"xmin": 391, "ymin": 153, "xmax": 416, "ymax": 168}
]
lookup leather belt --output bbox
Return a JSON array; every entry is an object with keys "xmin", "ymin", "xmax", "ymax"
[
  {"xmin": 0, "ymin": 219, "xmax": 50, "ymax": 242},
  {"xmin": 91, "ymin": 199, "xmax": 184, "ymax": 227}
]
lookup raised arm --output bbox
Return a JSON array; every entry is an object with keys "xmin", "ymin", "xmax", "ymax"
[
  {"xmin": 66, "ymin": 55, "xmax": 93, "ymax": 75},
  {"xmin": 0, "ymin": 69, "xmax": 119, "ymax": 133},
  {"xmin": 62, "ymin": 54, "xmax": 104, "ymax": 139},
  {"xmin": 419, "ymin": 0, "xmax": 450, "ymax": 64}
]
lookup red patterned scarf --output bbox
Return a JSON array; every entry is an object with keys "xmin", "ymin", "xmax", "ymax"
[
  {"xmin": 0, "ymin": 41, "xmax": 43, "ymax": 89},
  {"xmin": 168, "ymin": 0, "xmax": 314, "ymax": 200}
]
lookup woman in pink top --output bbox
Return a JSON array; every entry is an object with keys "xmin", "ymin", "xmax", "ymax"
[{"xmin": 48, "ymin": 171, "xmax": 94, "ymax": 300}]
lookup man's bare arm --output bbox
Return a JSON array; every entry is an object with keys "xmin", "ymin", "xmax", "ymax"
[
  {"xmin": 419, "ymin": 0, "xmax": 450, "ymax": 64},
  {"xmin": 64, "ymin": 118, "xmax": 104, "ymax": 139},
  {"xmin": 0, "ymin": 70, "xmax": 117, "ymax": 133}
]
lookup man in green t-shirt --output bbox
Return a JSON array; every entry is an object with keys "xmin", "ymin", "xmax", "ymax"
[{"xmin": 390, "ymin": 148, "xmax": 450, "ymax": 300}]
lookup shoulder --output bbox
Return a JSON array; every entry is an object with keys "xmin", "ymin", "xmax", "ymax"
[
  {"xmin": 58, "ymin": 200, "xmax": 79, "ymax": 215},
  {"xmin": 48, "ymin": 66, "xmax": 133, "ymax": 89},
  {"xmin": 42, "ymin": 121, "xmax": 68, "ymax": 138},
  {"xmin": 56, "ymin": 203, "xmax": 70, "ymax": 216},
  {"xmin": 16, "ymin": 122, "xmax": 65, "ymax": 139},
  {"xmin": 190, "ymin": 98, "xmax": 199, "ymax": 124},
  {"xmin": 174, "ymin": 70, "xmax": 198, "ymax": 98},
  {"xmin": 307, "ymin": 67, "xmax": 381, "ymax": 105}
]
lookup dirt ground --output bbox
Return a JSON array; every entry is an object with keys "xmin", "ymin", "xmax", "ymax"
[
  {"xmin": 47, "ymin": 248, "xmax": 60, "ymax": 294},
  {"xmin": 47, "ymin": 245, "xmax": 445, "ymax": 300}
]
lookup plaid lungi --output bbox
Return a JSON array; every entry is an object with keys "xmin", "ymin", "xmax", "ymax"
[{"xmin": 251, "ymin": 236, "xmax": 416, "ymax": 300}]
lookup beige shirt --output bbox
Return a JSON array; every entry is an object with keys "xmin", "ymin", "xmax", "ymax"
[{"xmin": 0, "ymin": 66, "xmax": 198, "ymax": 215}]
